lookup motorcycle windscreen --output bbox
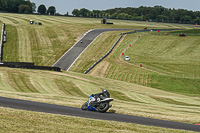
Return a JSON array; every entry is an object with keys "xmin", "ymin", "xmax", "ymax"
[
  {"xmin": 89, "ymin": 95, "xmax": 95, "ymax": 102},
  {"xmin": 87, "ymin": 95, "xmax": 96, "ymax": 111}
]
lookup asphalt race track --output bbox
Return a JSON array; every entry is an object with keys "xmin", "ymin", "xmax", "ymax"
[
  {"xmin": 52, "ymin": 29, "xmax": 132, "ymax": 71},
  {"xmin": 0, "ymin": 96, "xmax": 200, "ymax": 132}
]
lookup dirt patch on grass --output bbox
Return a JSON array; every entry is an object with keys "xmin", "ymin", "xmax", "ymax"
[{"xmin": 90, "ymin": 61, "xmax": 110, "ymax": 77}]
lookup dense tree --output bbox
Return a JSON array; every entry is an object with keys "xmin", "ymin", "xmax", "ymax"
[
  {"xmin": 0, "ymin": 0, "xmax": 35, "ymax": 13},
  {"xmin": 0, "ymin": 0, "xmax": 7, "ymax": 11},
  {"xmin": 117, "ymin": 13, "xmax": 128, "ymax": 19},
  {"xmin": 111, "ymin": 13, "xmax": 118, "ymax": 19},
  {"xmin": 47, "ymin": 6, "xmax": 56, "ymax": 15},
  {"xmin": 182, "ymin": 15, "xmax": 192, "ymax": 22},
  {"xmin": 18, "ymin": 4, "xmax": 31, "ymax": 14},
  {"xmin": 92, "ymin": 10, "xmax": 101, "ymax": 18},
  {"xmin": 71, "ymin": 6, "xmax": 200, "ymax": 24},
  {"xmin": 79, "ymin": 8, "xmax": 90, "ymax": 17},
  {"xmin": 72, "ymin": 9, "xmax": 79, "ymax": 16},
  {"xmin": 31, "ymin": 2, "xmax": 36, "ymax": 12},
  {"xmin": 37, "ymin": 4, "xmax": 46, "ymax": 14},
  {"xmin": 194, "ymin": 17, "xmax": 200, "ymax": 24},
  {"xmin": 156, "ymin": 15, "xmax": 168, "ymax": 22}
]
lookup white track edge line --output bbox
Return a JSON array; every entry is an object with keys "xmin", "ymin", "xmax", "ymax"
[
  {"xmin": 52, "ymin": 29, "xmax": 94, "ymax": 67},
  {"xmin": 66, "ymin": 32, "xmax": 105, "ymax": 71}
]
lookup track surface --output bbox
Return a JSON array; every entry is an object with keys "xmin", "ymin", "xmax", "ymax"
[
  {"xmin": 52, "ymin": 29, "xmax": 131, "ymax": 71},
  {"xmin": 0, "ymin": 96, "xmax": 200, "ymax": 132}
]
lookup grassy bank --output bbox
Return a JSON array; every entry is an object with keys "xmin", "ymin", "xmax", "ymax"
[
  {"xmin": 0, "ymin": 13, "xmax": 195, "ymax": 66},
  {"xmin": 0, "ymin": 13, "xmax": 200, "ymax": 132},
  {"xmin": 123, "ymin": 32, "xmax": 200, "ymax": 78},
  {"xmin": 0, "ymin": 67, "xmax": 200, "ymax": 124},
  {"xmin": 82, "ymin": 30, "xmax": 200, "ymax": 96},
  {"xmin": 0, "ymin": 107, "xmax": 194, "ymax": 133}
]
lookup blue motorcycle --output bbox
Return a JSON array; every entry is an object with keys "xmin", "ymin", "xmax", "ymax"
[{"xmin": 81, "ymin": 94, "xmax": 114, "ymax": 113}]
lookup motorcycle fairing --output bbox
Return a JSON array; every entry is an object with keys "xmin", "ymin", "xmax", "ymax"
[
  {"xmin": 87, "ymin": 95, "xmax": 96, "ymax": 111},
  {"xmin": 87, "ymin": 105, "xmax": 96, "ymax": 111}
]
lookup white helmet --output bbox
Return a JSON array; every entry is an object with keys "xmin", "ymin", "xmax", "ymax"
[{"xmin": 103, "ymin": 89, "xmax": 107, "ymax": 93}]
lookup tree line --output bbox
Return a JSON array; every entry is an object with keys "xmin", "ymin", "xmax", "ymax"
[
  {"xmin": 0, "ymin": 1, "xmax": 56, "ymax": 15},
  {"xmin": 0, "ymin": 0, "xmax": 36, "ymax": 14},
  {"xmin": 72, "ymin": 6, "xmax": 200, "ymax": 24},
  {"xmin": 1, "ymin": 1, "xmax": 200, "ymax": 24},
  {"xmin": 37, "ymin": 4, "xmax": 56, "ymax": 15}
]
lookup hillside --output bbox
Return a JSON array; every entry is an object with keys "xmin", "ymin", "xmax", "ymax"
[
  {"xmin": 71, "ymin": 29, "xmax": 200, "ymax": 96},
  {"xmin": 0, "ymin": 13, "xmax": 193, "ymax": 66},
  {"xmin": 0, "ymin": 108, "xmax": 191, "ymax": 133},
  {"xmin": 0, "ymin": 13, "xmax": 200, "ymax": 132},
  {"xmin": 0, "ymin": 67, "xmax": 200, "ymax": 124}
]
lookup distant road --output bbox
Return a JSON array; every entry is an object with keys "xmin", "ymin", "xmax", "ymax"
[
  {"xmin": 0, "ymin": 96, "xmax": 200, "ymax": 132},
  {"xmin": 52, "ymin": 29, "xmax": 132, "ymax": 71},
  {"xmin": 52, "ymin": 28, "xmax": 183, "ymax": 71}
]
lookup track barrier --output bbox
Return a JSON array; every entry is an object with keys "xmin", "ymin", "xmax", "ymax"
[
  {"xmin": 0, "ymin": 62, "xmax": 61, "ymax": 72},
  {"xmin": 84, "ymin": 33, "xmax": 123, "ymax": 74}
]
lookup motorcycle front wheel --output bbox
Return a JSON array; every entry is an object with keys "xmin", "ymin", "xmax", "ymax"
[
  {"xmin": 81, "ymin": 102, "xmax": 88, "ymax": 110},
  {"xmin": 97, "ymin": 102, "xmax": 109, "ymax": 113}
]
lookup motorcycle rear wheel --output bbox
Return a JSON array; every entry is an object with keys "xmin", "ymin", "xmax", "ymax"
[{"xmin": 97, "ymin": 102, "xmax": 109, "ymax": 113}]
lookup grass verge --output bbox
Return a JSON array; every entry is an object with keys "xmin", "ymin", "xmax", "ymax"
[
  {"xmin": 0, "ymin": 67, "xmax": 199, "ymax": 124},
  {"xmin": 0, "ymin": 107, "xmax": 194, "ymax": 133}
]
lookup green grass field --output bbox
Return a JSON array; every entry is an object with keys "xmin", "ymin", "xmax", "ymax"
[
  {"xmin": 124, "ymin": 31, "xmax": 200, "ymax": 78},
  {"xmin": 0, "ymin": 67, "xmax": 200, "ymax": 125},
  {"xmin": 78, "ymin": 30, "xmax": 200, "ymax": 96},
  {"xmin": 1, "ymin": 107, "xmax": 194, "ymax": 133},
  {"xmin": 0, "ymin": 13, "xmax": 194, "ymax": 65},
  {"xmin": 0, "ymin": 13, "xmax": 200, "ymax": 132}
]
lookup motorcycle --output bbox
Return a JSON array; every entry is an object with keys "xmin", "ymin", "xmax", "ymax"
[{"xmin": 81, "ymin": 94, "xmax": 114, "ymax": 113}]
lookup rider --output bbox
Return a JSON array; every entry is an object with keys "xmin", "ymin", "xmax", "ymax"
[
  {"xmin": 93, "ymin": 89, "xmax": 110, "ymax": 101},
  {"xmin": 81, "ymin": 89, "xmax": 112, "ymax": 111}
]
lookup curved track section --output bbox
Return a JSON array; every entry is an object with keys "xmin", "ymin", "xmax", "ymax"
[
  {"xmin": 0, "ymin": 96, "xmax": 200, "ymax": 132},
  {"xmin": 52, "ymin": 29, "xmax": 132, "ymax": 71}
]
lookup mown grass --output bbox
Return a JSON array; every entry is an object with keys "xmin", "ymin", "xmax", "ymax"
[
  {"xmin": 124, "ymin": 33, "xmax": 200, "ymax": 78},
  {"xmin": 2, "ymin": 24, "xmax": 19, "ymax": 62},
  {"xmin": 1, "ymin": 107, "xmax": 194, "ymax": 133},
  {"xmin": 1, "ymin": 13, "xmax": 124, "ymax": 65},
  {"xmin": 0, "ymin": 13, "xmax": 195, "ymax": 66},
  {"xmin": 0, "ymin": 13, "xmax": 200, "ymax": 132},
  {"xmin": 83, "ymin": 30, "xmax": 200, "ymax": 96},
  {"xmin": 149, "ymin": 74, "xmax": 200, "ymax": 95},
  {"xmin": 0, "ymin": 67, "xmax": 200, "ymax": 124}
]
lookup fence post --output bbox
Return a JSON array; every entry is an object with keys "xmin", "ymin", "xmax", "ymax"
[{"xmin": 0, "ymin": 23, "xmax": 5, "ymax": 62}]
